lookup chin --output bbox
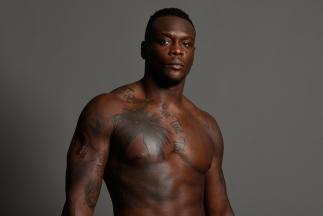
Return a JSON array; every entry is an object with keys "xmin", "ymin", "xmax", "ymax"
[
  {"xmin": 155, "ymin": 69, "xmax": 188, "ymax": 87},
  {"xmin": 167, "ymin": 69, "xmax": 186, "ymax": 79}
]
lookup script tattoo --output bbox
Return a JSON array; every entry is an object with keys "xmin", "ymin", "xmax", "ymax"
[
  {"xmin": 112, "ymin": 108, "xmax": 170, "ymax": 159},
  {"xmin": 160, "ymin": 103, "xmax": 172, "ymax": 119},
  {"xmin": 114, "ymin": 86, "xmax": 150, "ymax": 104},
  {"xmin": 170, "ymin": 120, "xmax": 182, "ymax": 134},
  {"xmin": 159, "ymin": 103, "xmax": 187, "ymax": 153},
  {"xmin": 174, "ymin": 136, "xmax": 186, "ymax": 152}
]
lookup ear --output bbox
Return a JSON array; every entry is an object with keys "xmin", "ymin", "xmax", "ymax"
[{"xmin": 141, "ymin": 41, "xmax": 147, "ymax": 60}]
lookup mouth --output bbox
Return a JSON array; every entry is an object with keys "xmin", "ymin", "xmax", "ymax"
[{"xmin": 166, "ymin": 61, "xmax": 184, "ymax": 70}]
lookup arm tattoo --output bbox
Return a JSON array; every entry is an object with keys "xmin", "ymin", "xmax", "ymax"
[
  {"xmin": 67, "ymin": 117, "xmax": 106, "ymax": 203},
  {"xmin": 72, "ymin": 117, "xmax": 104, "ymax": 159},
  {"xmin": 89, "ymin": 118, "xmax": 103, "ymax": 137},
  {"xmin": 85, "ymin": 178, "xmax": 102, "ymax": 209}
]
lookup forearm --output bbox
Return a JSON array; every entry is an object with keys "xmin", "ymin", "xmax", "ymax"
[
  {"xmin": 62, "ymin": 174, "xmax": 103, "ymax": 216},
  {"xmin": 220, "ymin": 205, "xmax": 235, "ymax": 216},
  {"xmin": 205, "ymin": 204, "xmax": 234, "ymax": 216},
  {"xmin": 61, "ymin": 198, "xmax": 94, "ymax": 216}
]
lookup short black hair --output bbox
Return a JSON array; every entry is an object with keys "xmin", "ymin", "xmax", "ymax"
[{"xmin": 144, "ymin": 8, "xmax": 194, "ymax": 41}]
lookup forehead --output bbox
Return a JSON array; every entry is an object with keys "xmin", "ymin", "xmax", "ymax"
[{"xmin": 150, "ymin": 16, "xmax": 196, "ymax": 38}]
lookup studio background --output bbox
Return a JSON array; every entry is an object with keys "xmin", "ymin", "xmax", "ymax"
[{"xmin": 1, "ymin": 0, "xmax": 322, "ymax": 215}]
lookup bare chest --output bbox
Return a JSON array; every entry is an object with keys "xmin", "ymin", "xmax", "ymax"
[{"xmin": 110, "ymin": 105, "xmax": 214, "ymax": 173}]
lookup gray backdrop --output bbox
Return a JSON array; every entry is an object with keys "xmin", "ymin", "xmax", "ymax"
[{"xmin": 1, "ymin": 0, "xmax": 322, "ymax": 215}]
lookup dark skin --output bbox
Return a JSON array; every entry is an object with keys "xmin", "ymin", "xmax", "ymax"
[{"xmin": 62, "ymin": 15, "xmax": 234, "ymax": 216}]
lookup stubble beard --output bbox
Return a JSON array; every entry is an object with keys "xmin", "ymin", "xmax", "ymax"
[{"xmin": 147, "ymin": 66, "xmax": 189, "ymax": 88}]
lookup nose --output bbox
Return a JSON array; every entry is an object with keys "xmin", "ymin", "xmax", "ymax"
[{"xmin": 169, "ymin": 44, "xmax": 183, "ymax": 56}]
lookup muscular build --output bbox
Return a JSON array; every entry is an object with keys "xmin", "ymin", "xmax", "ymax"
[{"xmin": 62, "ymin": 8, "xmax": 234, "ymax": 216}]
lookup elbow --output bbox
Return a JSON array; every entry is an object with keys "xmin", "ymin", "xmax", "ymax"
[
  {"xmin": 221, "ymin": 204, "xmax": 235, "ymax": 216},
  {"xmin": 205, "ymin": 204, "xmax": 235, "ymax": 216}
]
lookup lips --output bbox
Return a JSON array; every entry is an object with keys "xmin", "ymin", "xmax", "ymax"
[
  {"xmin": 167, "ymin": 64, "xmax": 183, "ymax": 70},
  {"xmin": 166, "ymin": 60, "xmax": 184, "ymax": 70}
]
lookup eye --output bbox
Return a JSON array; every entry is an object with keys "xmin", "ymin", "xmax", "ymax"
[
  {"xmin": 183, "ymin": 41, "xmax": 193, "ymax": 48},
  {"xmin": 158, "ymin": 38, "xmax": 170, "ymax": 46}
]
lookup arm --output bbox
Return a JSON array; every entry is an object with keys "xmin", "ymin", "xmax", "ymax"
[
  {"xmin": 62, "ymin": 95, "xmax": 114, "ymax": 216},
  {"xmin": 204, "ymin": 114, "xmax": 234, "ymax": 216}
]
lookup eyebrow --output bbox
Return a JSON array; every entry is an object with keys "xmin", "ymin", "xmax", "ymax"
[{"xmin": 160, "ymin": 32, "xmax": 195, "ymax": 40}]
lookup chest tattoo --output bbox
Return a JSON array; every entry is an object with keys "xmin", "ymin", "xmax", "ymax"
[
  {"xmin": 112, "ymin": 87, "xmax": 188, "ymax": 157},
  {"xmin": 112, "ymin": 108, "xmax": 170, "ymax": 159}
]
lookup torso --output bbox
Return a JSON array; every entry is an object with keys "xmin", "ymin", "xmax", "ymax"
[{"xmin": 104, "ymin": 84, "xmax": 214, "ymax": 216}]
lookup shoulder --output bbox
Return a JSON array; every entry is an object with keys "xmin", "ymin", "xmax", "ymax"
[
  {"xmin": 183, "ymin": 96, "xmax": 223, "ymax": 145},
  {"xmin": 111, "ymin": 85, "xmax": 135, "ymax": 101},
  {"xmin": 74, "ymin": 93, "xmax": 121, "ymax": 135},
  {"xmin": 203, "ymin": 111, "xmax": 221, "ymax": 133},
  {"xmin": 79, "ymin": 82, "xmax": 141, "ymax": 121},
  {"xmin": 203, "ymin": 112, "xmax": 224, "ymax": 161},
  {"xmin": 75, "ymin": 88, "xmax": 134, "ymax": 137},
  {"xmin": 110, "ymin": 81, "xmax": 144, "ymax": 103},
  {"xmin": 183, "ymin": 96, "xmax": 219, "ymax": 129},
  {"xmin": 82, "ymin": 81, "xmax": 140, "ymax": 113},
  {"xmin": 81, "ymin": 93, "xmax": 123, "ymax": 119}
]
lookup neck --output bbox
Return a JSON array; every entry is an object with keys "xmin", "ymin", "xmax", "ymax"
[{"xmin": 140, "ymin": 72, "xmax": 185, "ymax": 105}]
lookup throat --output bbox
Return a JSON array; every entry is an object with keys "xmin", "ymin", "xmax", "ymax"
[{"xmin": 140, "ymin": 77, "xmax": 185, "ymax": 105}]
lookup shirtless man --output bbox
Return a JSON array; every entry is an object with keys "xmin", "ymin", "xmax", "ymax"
[{"xmin": 62, "ymin": 8, "xmax": 234, "ymax": 216}]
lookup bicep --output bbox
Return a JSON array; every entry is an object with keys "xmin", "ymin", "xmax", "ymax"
[
  {"xmin": 204, "ymin": 113, "xmax": 234, "ymax": 215},
  {"xmin": 65, "ymin": 110, "xmax": 112, "ymax": 213},
  {"xmin": 205, "ymin": 159, "xmax": 231, "ymax": 215}
]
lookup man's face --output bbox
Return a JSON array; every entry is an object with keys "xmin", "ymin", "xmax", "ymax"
[{"xmin": 143, "ymin": 16, "xmax": 196, "ymax": 85}]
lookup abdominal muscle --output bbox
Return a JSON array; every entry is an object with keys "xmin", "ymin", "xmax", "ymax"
[
  {"xmin": 104, "ymin": 153, "xmax": 206, "ymax": 216},
  {"xmin": 113, "ymin": 204, "xmax": 205, "ymax": 216}
]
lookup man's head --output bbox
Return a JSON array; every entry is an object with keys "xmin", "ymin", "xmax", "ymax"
[
  {"xmin": 142, "ymin": 8, "xmax": 196, "ymax": 87},
  {"xmin": 144, "ymin": 8, "xmax": 195, "ymax": 42}
]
